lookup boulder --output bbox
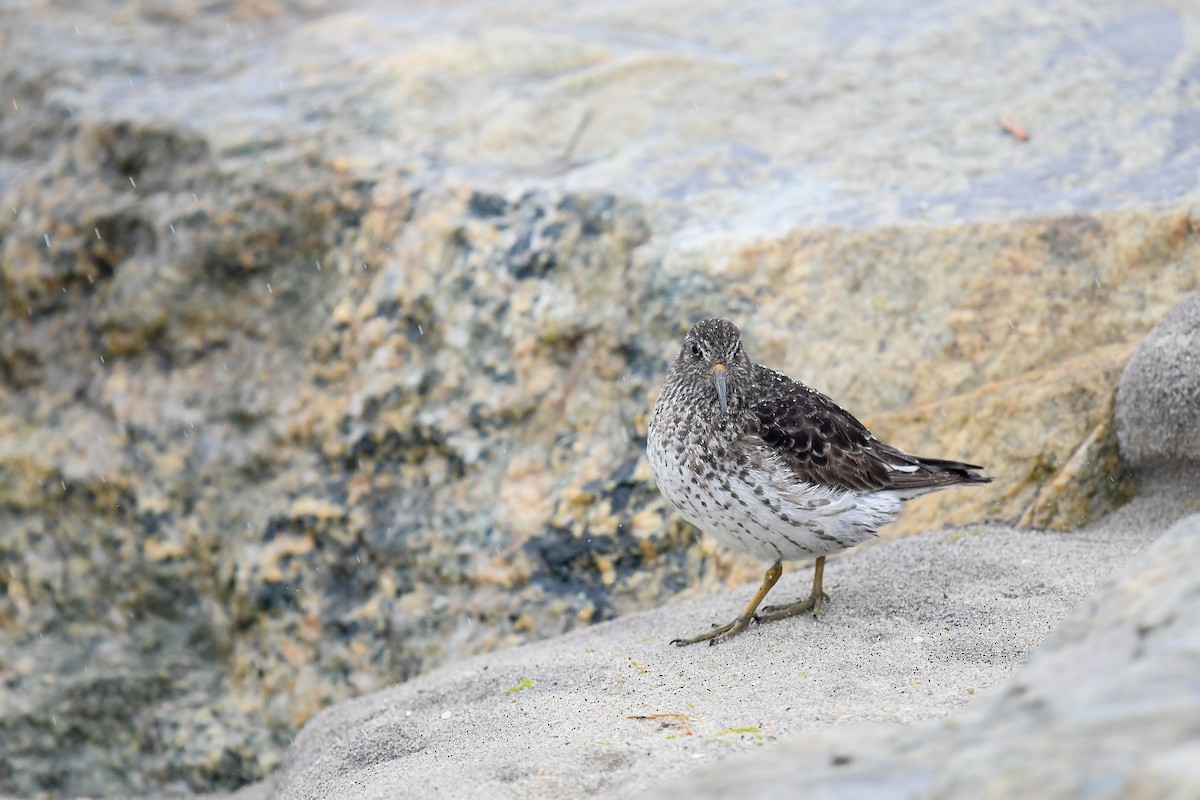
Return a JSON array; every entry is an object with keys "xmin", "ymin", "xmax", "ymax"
[
  {"xmin": 1116, "ymin": 293, "xmax": 1200, "ymax": 467},
  {"xmin": 216, "ymin": 469, "xmax": 1200, "ymax": 800},
  {"xmin": 1, "ymin": 0, "xmax": 1199, "ymax": 795},
  {"xmin": 654, "ymin": 504, "xmax": 1200, "ymax": 800}
]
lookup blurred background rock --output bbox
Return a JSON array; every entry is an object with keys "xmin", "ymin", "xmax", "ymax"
[{"xmin": 0, "ymin": 0, "xmax": 1197, "ymax": 795}]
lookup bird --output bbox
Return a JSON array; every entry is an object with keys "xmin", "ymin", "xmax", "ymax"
[{"xmin": 647, "ymin": 318, "xmax": 991, "ymax": 646}]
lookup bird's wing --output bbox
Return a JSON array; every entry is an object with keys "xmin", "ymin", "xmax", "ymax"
[{"xmin": 745, "ymin": 367, "xmax": 989, "ymax": 493}]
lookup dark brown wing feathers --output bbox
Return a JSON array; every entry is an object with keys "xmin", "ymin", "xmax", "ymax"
[{"xmin": 749, "ymin": 368, "xmax": 990, "ymax": 495}]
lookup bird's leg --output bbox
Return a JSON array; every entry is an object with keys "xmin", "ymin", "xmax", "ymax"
[
  {"xmin": 671, "ymin": 559, "xmax": 783, "ymax": 647},
  {"xmin": 759, "ymin": 556, "xmax": 830, "ymax": 620}
]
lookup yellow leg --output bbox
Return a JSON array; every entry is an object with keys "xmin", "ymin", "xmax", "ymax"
[
  {"xmin": 671, "ymin": 559, "xmax": 783, "ymax": 647},
  {"xmin": 759, "ymin": 556, "xmax": 830, "ymax": 621}
]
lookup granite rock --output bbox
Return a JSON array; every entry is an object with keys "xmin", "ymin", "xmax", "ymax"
[
  {"xmin": 2, "ymin": 0, "xmax": 1200, "ymax": 795},
  {"xmin": 199, "ymin": 466, "xmax": 1199, "ymax": 800},
  {"xmin": 649, "ymin": 292, "xmax": 1200, "ymax": 800},
  {"xmin": 656, "ymin": 501, "xmax": 1200, "ymax": 800},
  {"xmin": 1116, "ymin": 293, "xmax": 1200, "ymax": 467}
]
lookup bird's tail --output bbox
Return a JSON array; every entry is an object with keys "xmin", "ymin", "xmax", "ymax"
[
  {"xmin": 912, "ymin": 456, "xmax": 992, "ymax": 485},
  {"xmin": 880, "ymin": 453, "xmax": 992, "ymax": 499}
]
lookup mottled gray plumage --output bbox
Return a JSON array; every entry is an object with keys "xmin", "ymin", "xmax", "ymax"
[{"xmin": 647, "ymin": 318, "xmax": 990, "ymax": 646}]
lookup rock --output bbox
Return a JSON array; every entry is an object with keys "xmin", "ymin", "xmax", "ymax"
[
  {"xmin": 2, "ymin": 0, "xmax": 1200, "ymax": 795},
  {"xmin": 1115, "ymin": 293, "xmax": 1200, "ymax": 467},
  {"xmin": 867, "ymin": 339, "xmax": 1137, "ymax": 535},
  {"xmin": 213, "ymin": 470, "xmax": 1198, "ymax": 800},
  {"xmin": 654, "ymin": 499, "xmax": 1200, "ymax": 800}
]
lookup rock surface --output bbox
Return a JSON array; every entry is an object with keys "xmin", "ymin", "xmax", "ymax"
[
  {"xmin": 1, "ymin": 0, "xmax": 1199, "ymax": 795},
  {"xmin": 1116, "ymin": 292, "xmax": 1200, "ymax": 467},
  {"xmin": 179, "ymin": 466, "xmax": 1199, "ymax": 800},
  {"xmin": 1, "ymin": 465, "xmax": 1196, "ymax": 800},
  {"xmin": 163, "ymin": 295, "xmax": 1200, "ymax": 800},
  {"xmin": 655, "ymin": 490, "xmax": 1200, "ymax": 800}
]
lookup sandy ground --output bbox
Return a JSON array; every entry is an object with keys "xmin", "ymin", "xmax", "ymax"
[{"xmin": 238, "ymin": 464, "xmax": 1195, "ymax": 800}]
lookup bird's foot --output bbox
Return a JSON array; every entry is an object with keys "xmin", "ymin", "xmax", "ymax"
[
  {"xmin": 759, "ymin": 590, "xmax": 831, "ymax": 621},
  {"xmin": 670, "ymin": 614, "xmax": 756, "ymax": 647}
]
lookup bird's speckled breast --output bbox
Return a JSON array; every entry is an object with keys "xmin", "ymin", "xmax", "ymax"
[{"xmin": 648, "ymin": 393, "xmax": 900, "ymax": 563}]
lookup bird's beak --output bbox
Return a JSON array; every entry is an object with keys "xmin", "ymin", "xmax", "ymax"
[{"xmin": 711, "ymin": 364, "xmax": 729, "ymax": 418}]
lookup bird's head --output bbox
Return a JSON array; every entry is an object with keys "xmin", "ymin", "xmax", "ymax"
[{"xmin": 671, "ymin": 318, "xmax": 754, "ymax": 419}]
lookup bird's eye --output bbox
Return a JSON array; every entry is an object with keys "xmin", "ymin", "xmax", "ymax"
[{"xmin": 689, "ymin": 343, "xmax": 702, "ymax": 358}]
